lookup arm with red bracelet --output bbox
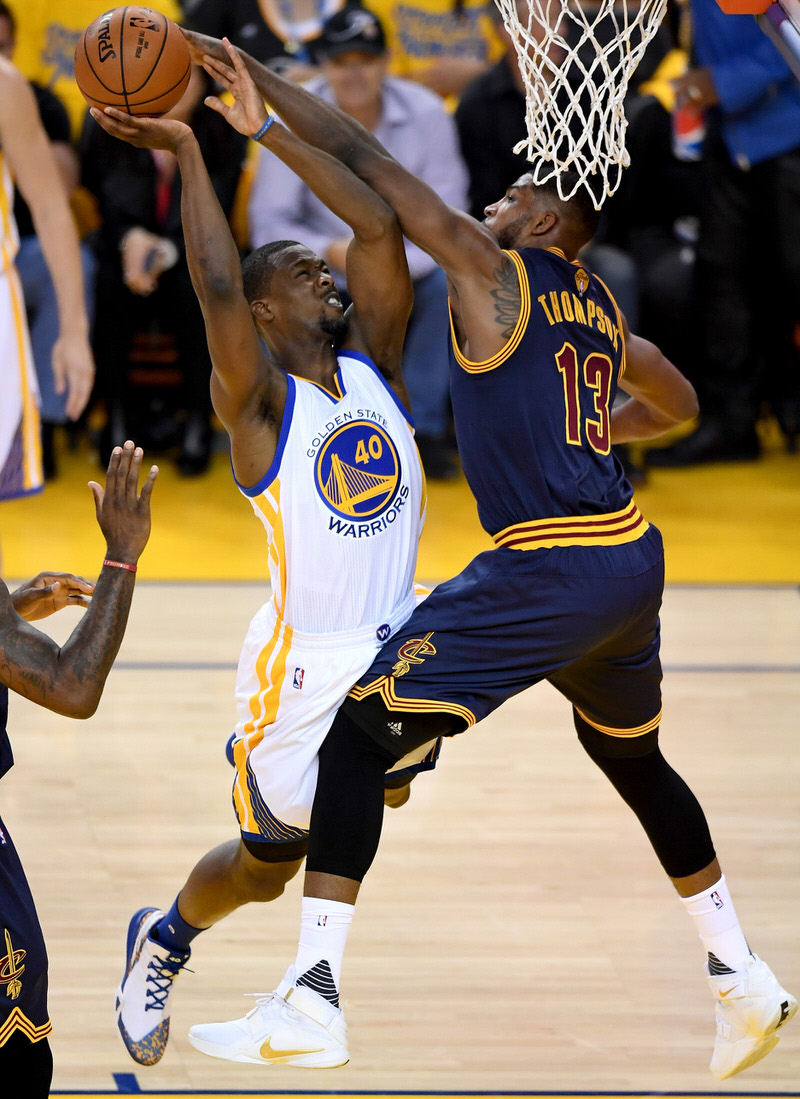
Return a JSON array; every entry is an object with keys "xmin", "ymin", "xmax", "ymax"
[{"xmin": 0, "ymin": 441, "xmax": 158, "ymax": 718}]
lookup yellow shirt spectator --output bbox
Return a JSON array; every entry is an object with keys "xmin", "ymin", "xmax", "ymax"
[
  {"xmin": 363, "ymin": 0, "xmax": 504, "ymax": 103},
  {"xmin": 7, "ymin": 0, "xmax": 183, "ymax": 138}
]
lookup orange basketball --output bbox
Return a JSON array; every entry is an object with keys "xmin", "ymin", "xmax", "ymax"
[{"xmin": 74, "ymin": 6, "xmax": 191, "ymax": 117}]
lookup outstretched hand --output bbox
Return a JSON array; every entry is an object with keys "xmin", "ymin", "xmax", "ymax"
[
  {"xmin": 89, "ymin": 105, "xmax": 192, "ymax": 153},
  {"xmin": 201, "ymin": 38, "xmax": 271, "ymax": 138},
  {"xmin": 89, "ymin": 441, "xmax": 158, "ymax": 567},
  {"xmin": 12, "ymin": 572, "xmax": 95, "ymax": 622},
  {"xmin": 181, "ymin": 26, "xmax": 226, "ymax": 67}
]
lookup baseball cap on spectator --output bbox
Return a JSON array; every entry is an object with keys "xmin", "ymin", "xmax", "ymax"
[{"xmin": 318, "ymin": 6, "xmax": 387, "ymax": 59}]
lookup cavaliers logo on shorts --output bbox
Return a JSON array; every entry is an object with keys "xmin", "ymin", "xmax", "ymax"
[
  {"xmin": 315, "ymin": 422, "xmax": 402, "ymax": 521},
  {"xmin": 392, "ymin": 632, "xmax": 437, "ymax": 677},
  {"xmin": 0, "ymin": 928, "xmax": 25, "ymax": 1001}
]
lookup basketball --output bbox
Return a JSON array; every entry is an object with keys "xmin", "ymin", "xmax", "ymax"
[{"xmin": 74, "ymin": 6, "xmax": 192, "ymax": 117}]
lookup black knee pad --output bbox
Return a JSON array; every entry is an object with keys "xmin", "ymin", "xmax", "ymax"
[
  {"xmin": 306, "ymin": 708, "xmax": 394, "ymax": 882},
  {"xmin": 573, "ymin": 711, "xmax": 716, "ymax": 878}
]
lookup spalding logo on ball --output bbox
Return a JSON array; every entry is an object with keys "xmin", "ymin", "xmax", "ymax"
[{"xmin": 74, "ymin": 5, "xmax": 191, "ymax": 116}]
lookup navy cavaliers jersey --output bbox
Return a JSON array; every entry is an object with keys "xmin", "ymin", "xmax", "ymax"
[
  {"xmin": 0, "ymin": 684, "xmax": 52, "ymax": 1045},
  {"xmin": 449, "ymin": 247, "xmax": 646, "ymax": 547}
]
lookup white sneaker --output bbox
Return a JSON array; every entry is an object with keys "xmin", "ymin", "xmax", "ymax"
[
  {"xmin": 115, "ymin": 907, "xmax": 191, "ymax": 1065},
  {"xmin": 708, "ymin": 953, "xmax": 797, "ymax": 1079},
  {"xmin": 188, "ymin": 965, "xmax": 349, "ymax": 1067}
]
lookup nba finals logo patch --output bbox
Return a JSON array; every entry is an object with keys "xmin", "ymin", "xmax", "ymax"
[
  {"xmin": 315, "ymin": 421, "xmax": 407, "ymax": 537},
  {"xmin": 392, "ymin": 632, "xmax": 436, "ymax": 677},
  {"xmin": 575, "ymin": 267, "xmax": 590, "ymax": 296}
]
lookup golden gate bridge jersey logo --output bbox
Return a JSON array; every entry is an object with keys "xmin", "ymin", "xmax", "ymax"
[{"xmin": 315, "ymin": 421, "xmax": 402, "ymax": 523}]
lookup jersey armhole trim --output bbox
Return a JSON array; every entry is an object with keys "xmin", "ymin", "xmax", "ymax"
[
  {"xmin": 236, "ymin": 373, "xmax": 296, "ymax": 498},
  {"xmin": 449, "ymin": 249, "xmax": 531, "ymax": 374}
]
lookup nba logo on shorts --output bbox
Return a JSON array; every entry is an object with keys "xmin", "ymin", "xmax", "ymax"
[
  {"xmin": 293, "ymin": 667, "xmax": 305, "ymax": 690},
  {"xmin": 376, "ymin": 623, "xmax": 391, "ymax": 641}
]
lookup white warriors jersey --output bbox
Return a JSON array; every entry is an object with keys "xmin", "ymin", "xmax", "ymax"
[{"xmin": 238, "ymin": 350, "xmax": 426, "ymax": 635}]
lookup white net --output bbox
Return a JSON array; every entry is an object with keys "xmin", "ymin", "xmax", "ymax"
[{"xmin": 493, "ymin": 0, "xmax": 669, "ymax": 208}]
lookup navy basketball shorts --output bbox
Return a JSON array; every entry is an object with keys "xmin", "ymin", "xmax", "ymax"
[
  {"xmin": 345, "ymin": 525, "xmax": 665, "ymax": 760},
  {"xmin": 0, "ymin": 815, "xmax": 51, "ymax": 1048}
]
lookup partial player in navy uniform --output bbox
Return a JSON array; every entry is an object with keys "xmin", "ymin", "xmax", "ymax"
[
  {"xmin": 0, "ymin": 441, "xmax": 157, "ymax": 1094},
  {"xmin": 182, "ymin": 33, "xmax": 796, "ymax": 1082}
]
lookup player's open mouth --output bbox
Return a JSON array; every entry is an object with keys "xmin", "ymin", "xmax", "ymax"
[{"xmin": 325, "ymin": 292, "xmax": 342, "ymax": 307}]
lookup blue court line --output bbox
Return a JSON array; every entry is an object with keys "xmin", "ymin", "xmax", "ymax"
[
  {"xmin": 50, "ymin": 1089, "xmax": 800, "ymax": 1097},
  {"xmin": 111, "ymin": 1073, "xmax": 141, "ymax": 1092},
  {"xmin": 50, "ymin": 1090, "xmax": 800, "ymax": 1096}
]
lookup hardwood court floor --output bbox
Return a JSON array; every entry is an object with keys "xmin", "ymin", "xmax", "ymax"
[{"xmin": 1, "ymin": 428, "xmax": 799, "ymax": 1096}]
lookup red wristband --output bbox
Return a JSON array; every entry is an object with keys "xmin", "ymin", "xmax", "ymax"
[{"xmin": 103, "ymin": 558, "xmax": 137, "ymax": 573}]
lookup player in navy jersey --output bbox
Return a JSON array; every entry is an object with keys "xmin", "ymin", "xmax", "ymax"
[
  {"xmin": 0, "ymin": 441, "xmax": 156, "ymax": 1095},
  {"xmin": 182, "ymin": 34, "xmax": 796, "ymax": 1080}
]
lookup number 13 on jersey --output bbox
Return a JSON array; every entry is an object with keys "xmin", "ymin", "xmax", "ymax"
[{"xmin": 556, "ymin": 342, "xmax": 613, "ymax": 454}]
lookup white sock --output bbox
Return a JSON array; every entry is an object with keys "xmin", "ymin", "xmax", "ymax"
[
  {"xmin": 680, "ymin": 874, "xmax": 751, "ymax": 973},
  {"xmin": 293, "ymin": 897, "xmax": 354, "ymax": 1006}
]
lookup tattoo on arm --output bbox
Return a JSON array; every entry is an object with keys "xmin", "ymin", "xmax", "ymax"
[
  {"xmin": 0, "ymin": 569, "xmax": 135, "ymax": 714},
  {"xmin": 490, "ymin": 259, "xmax": 521, "ymax": 341}
]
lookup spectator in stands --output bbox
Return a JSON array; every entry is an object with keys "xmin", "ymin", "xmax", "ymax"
[
  {"xmin": 363, "ymin": 0, "xmax": 506, "ymax": 102},
  {"xmin": 182, "ymin": 0, "xmax": 348, "ymax": 80},
  {"xmin": 80, "ymin": 67, "xmax": 247, "ymax": 476},
  {"xmin": 248, "ymin": 5, "xmax": 468, "ymax": 478},
  {"xmin": 647, "ymin": 0, "xmax": 800, "ymax": 465}
]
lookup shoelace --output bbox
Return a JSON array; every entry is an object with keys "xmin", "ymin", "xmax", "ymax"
[
  {"xmin": 243, "ymin": 990, "xmax": 285, "ymax": 1019},
  {"xmin": 144, "ymin": 953, "xmax": 190, "ymax": 1012}
]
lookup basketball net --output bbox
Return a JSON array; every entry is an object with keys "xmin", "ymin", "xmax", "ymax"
[{"xmin": 494, "ymin": 0, "xmax": 668, "ymax": 209}]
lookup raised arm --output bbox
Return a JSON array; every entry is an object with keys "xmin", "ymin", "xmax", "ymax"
[
  {"xmin": 184, "ymin": 31, "xmax": 499, "ymax": 284},
  {"xmin": 87, "ymin": 107, "xmax": 278, "ymax": 447},
  {"xmin": 612, "ymin": 316, "xmax": 699, "ymax": 443},
  {"xmin": 0, "ymin": 443, "xmax": 157, "ymax": 718},
  {"xmin": 203, "ymin": 43, "xmax": 413, "ymax": 392},
  {"xmin": 0, "ymin": 60, "xmax": 94, "ymax": 420}
]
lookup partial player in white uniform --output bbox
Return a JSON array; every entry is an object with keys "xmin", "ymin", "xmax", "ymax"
[
  {"xmin": 0, "ymin": 147, "xmax": 40, "ymax": 501},
  {"xmin": 93, "ymin": 41, "xmax": 437, "ymax": 1067},
  {"xmin": 0, "ymin": 56, "xmax": 93, "ymax": 514}
]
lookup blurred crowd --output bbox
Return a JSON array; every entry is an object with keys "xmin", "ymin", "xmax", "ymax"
[{"xmin": 3, "ymin": 0, "xmax": 799, "ymax": 489}]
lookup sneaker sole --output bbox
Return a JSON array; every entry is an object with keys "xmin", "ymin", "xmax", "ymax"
[
  {"xmin": 713, "ymin": 1034, "xmax": 781, "ymax": 1080},
  {"xmin": 712, "ymin": 992, "xmax": 798, "ymax": 1079},
  {"xmin": 187, "ymin": 1031, "xmax": 349, "ymax": 1068}
]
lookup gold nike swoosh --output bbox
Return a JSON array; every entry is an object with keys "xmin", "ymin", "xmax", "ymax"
[
  {"xmin": 719, "ymin": 985, "xmax": 737, "ymax": 998},
  {"xmin": 260, "ymin": 1037, "xmax": 325, "ymax": 1061}
]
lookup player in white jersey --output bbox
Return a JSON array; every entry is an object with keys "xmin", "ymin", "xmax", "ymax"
[
  {"xmin": 91, "ymin": 41, "xmax": 436, "ymax": 1067},
  {"xmin": 0, "ymin": 56, "xmax": 93, "ymax": 513}
]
